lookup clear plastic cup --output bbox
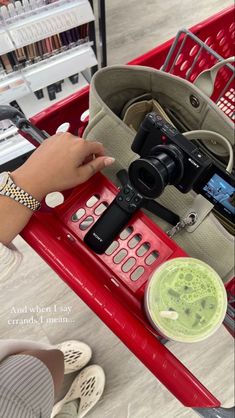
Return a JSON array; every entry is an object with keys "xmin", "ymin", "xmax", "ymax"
[{"xmin": 145, "ymin": 257, "xmax": 227, "ymax": 343}]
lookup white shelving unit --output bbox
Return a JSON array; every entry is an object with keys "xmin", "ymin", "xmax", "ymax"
[
  {"xmin": 0, "ymin": 0, "xmax": 104, "ymax": 170},
  {"xmin": 0, "ymin": 0, "xmax": 94, "ymax": 54},
  {"xmin": 17, "ymin": 73, "xmax": 89, "ymax": 118},
  {"xmin": 0, "ymin": 42, "xmax": 97, "ymax": 105},
  {"xmin": 0, "ymin": 73, "xmax": 89, "ymax": 166},
  {"xmin": 0, "ymin": 130, "xmax": 35, "ymax": 166},
  {"xmin": 0, "ymin": 0, "xmax": 98, "ymax": 106}
]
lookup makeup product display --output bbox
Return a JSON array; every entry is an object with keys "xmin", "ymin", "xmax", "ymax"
[
  {"xmin": 34, "ymin": 89, "xmax": 44, "ymax": 99},
  {"xmin": 0, "ymin": 24, "xmax": 89, "ymax": 74},
  {"xmin": 0, "ymin": 21, "xmax": 90, "ymax": 101},
  {"xmin": 0, "ymin": 0, "xmax": 101, "ymax": 106},
  {"xmin": 145, "ymin": 258, "xmax": 227, "ymax": 342},
  {"xmin": 0, "ymin": 0, "xmax": 104, "ymax": 173}
]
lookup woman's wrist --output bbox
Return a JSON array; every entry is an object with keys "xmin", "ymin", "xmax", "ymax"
[
  {"xmin": 0, "ymin": 168, "xmax": 46, "ymax": 245},
  {"xmin": 11, "ymin": 168, "xmax": 49, "ymax": 202}
]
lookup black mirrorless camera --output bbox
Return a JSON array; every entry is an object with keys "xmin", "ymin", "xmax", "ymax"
[
  {"xmin": 85, "ymin": 112, "xmax": 234, "ymax": 253},
  {"xmin": 129, "ymin": 112, "xmax": 212, "ymax": 197}
]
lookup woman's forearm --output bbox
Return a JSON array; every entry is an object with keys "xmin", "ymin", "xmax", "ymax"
[
  {"xmin": 0, "ymin": 196, "xmax": 34, "ymax": 246},
  {"xmin": 0, "ymin": 132, "xmax": 114, "ymax": 246}
]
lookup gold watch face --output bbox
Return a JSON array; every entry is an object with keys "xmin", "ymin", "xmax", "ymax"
[{"xmin": 0, "ymin": 172, "xmax": 9, "ymax": 192}]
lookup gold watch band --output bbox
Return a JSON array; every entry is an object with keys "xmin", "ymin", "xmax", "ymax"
[{"xmin": 3, "ymin": 173, "xmax": 41, "ymax": 211}]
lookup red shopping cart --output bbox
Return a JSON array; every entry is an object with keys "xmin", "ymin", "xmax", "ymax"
[{"xmin": 0, "ymin": 6, "xmax": 234, "ymax": 418}]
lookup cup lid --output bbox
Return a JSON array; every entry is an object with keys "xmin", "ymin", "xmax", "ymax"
[{"xmin": 145, "ymin": 257, "xmax": 227, "ymax": 343}]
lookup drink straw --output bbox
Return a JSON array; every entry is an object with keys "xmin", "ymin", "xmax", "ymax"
[{"xmin": 160, "ymin": 311, "xmax": 179, "ymax": 320}]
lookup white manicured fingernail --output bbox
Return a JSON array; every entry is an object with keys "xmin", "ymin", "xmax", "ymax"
[
  {"xmin": 56, "ymin": 122, "xmax": 70, "ymax": 133},
  {"xmin": 104, "ymin": 157, "xmax": 115, "ymax": 166}
]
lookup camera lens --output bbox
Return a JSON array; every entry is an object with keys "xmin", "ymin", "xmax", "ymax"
[
  {"xmin": 129, "ymin": 156, "xmax": 171, "ymax": 198},
  {"xmin": 138, "ymin": 168, "xmax": 155, "ymax": 189},
  {"xmin": 129, "ymin": 145, "xmax": 184, "ymax": 198}
]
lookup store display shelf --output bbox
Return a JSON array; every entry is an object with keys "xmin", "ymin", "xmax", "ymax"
[
  {"xmin": 0, "ymin": 130, "xmax": 35, "ymax": 166},
  {"xmin": 0, "ymin": 42, "xmax": 97, "ymax": 105},
  {"xmin": 0, "ymin": 73, "xmax": 88, "ymax": 170},
  {"xmin": 0, "ymin": 0, "xmax": 94, "ymax": 54},
  {"xmin": 17, "ymin": 73, "xmax": 89, "ymax": 118}
]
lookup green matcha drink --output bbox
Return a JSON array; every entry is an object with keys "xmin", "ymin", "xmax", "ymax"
[{"xmin": 145, "ymin": 258, "xmax": 227, "ymax": 343}]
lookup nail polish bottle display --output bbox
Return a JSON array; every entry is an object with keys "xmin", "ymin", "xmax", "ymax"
[
  {"xmin": 69, "ymin": 74, "xmax": 79, "ymax": 84},
  {"xmin": 34, "ymin": 89, "xmax": 44, "ymax": 99},
  {"xmin": 47, "ymin": 84, "xmax": 56, "ymax": 100},
  {"xmin": 0, "ymin": 0, "xmax": 96, "ymax": 120}
]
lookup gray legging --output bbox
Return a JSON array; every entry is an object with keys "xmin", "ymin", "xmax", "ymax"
[
  {"xmin": 194, "ymin": 407, "xmax": 235, "ymax": 418},
  {"xmin": 0, "ymin": 349, "xmax": 64, "ymax": 418}
]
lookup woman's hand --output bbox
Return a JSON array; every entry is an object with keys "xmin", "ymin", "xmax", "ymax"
[
  {"xmin": 11, "ymin": 133, "xmax": 115, "ymax": 201},
  {"xmin": 0, "ymin": 133, "xmax": 115, "ymax": 245}
]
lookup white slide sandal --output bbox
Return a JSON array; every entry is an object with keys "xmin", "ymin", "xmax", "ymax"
[
  {"xmin": 51, "ymin": 365, "xmax": 105, "ymax": 418},
  {"xmin": 56, "ymin": 340, "xmax": 92, "ymax": 375}
]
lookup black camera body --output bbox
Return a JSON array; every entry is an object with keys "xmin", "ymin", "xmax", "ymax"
[
  {"xmin": 85, "ymin": 112, "xmax": 234, "ymax": 254},
  {"xmin": 129, "ymin": 112, "xmax": 212, "ymax": 197}
]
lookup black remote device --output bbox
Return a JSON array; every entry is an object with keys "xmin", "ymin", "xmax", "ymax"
[{"xmin": 84, "ymin": 184, "xmax": 144, "ymax": 254}]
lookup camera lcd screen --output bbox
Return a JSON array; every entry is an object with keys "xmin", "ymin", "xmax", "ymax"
[{"xmin": 202, "ymin": 173, "xmax": 235, "ymax": 218}]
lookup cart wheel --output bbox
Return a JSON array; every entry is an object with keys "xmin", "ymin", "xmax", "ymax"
[{"xmin": 194, "ymin": 406, "xmax": 235, "ymax": 418}]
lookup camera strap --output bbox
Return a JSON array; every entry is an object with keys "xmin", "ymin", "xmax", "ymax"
[
  {"xmin": 166, "ymin": 213, "xmax": 197, "ymax": 238},
  {"xmin": 167, "ymin": 194, "xmax": 214, "ymax": 237}
]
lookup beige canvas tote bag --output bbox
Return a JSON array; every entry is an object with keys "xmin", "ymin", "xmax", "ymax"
[{"xmin": 84, "ymin": 65, "xmax": 234, "ymax": 281}]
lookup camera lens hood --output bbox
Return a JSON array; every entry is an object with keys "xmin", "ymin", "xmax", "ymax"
[
  {"xmin": 151, "ymin": 144, "xmax": 184, "ymax": 184},
  {"xmin": 129, "ymin": 157, "xmax": 168, "ymax": 198},
  {"xmin": 129, "ymin": 144, "xmax": 184, "ymax": 199}
]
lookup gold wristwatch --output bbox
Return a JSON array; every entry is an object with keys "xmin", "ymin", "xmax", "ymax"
[{"xmin": 0, "ymin": 171, "xmax": 41, "ymax": 211}]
